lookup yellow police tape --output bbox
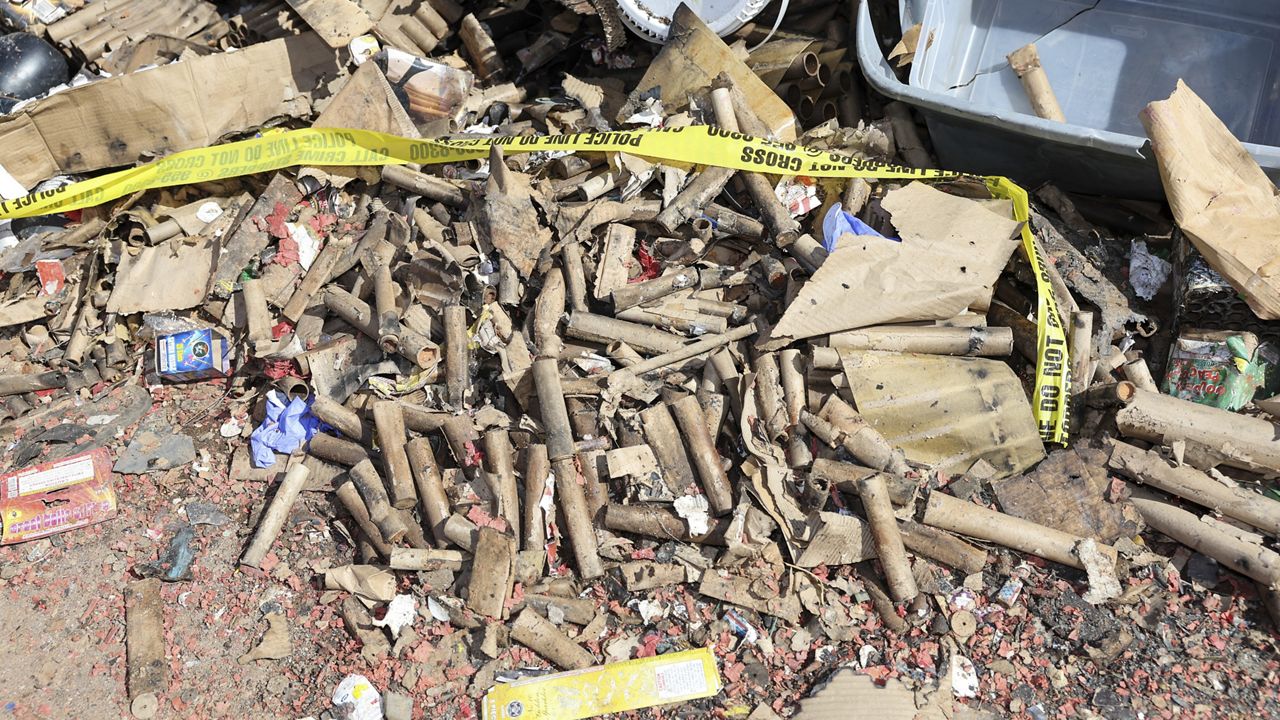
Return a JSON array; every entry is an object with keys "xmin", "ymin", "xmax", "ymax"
[{"xmin": 0, "ymin": 126, "xmax": 1070, "ymax": 443}]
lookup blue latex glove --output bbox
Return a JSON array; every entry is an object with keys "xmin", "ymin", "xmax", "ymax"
[
  {"xmin": 249, "ymin": 390, "xmax": 323, "ymax": 468},
  {"xmin": 821, "ymin": 202, "xmax": 895, "ymax": 252}
]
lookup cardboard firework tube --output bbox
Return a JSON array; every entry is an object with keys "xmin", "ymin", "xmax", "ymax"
[
  {"xmin": 444, "ymin": 513, "xmax": 479, "ymax": 552},
  {"xmin": 372, "ymin": 263, "xmax": 400, "ymax": 353},
  {"xmin": 578, "ymin": 170, "xmax": 619, "ymax": 201},
  {"xmin": 779, "ymin": 349, "xmax": 812, "ymax": 467},
  {"xmin": 822, "ymin": 326, "xmax": 1015, "ymax": 359},
  {"xmin": 325, "ymin": 287, "xmax": 433, "ymax": 367},
  {"xmin": 466, "ymin": 527, "xmax": 515, "ymax": 618},
  {"xmin": 510, "ymin": 608, "xmax": 595, "ymax": 670},
  {"xmin": 534, "ymin": 358, "xmax": 576, "ymax": 461},
  {"xmin": 0, "ymin": 371, "xmax": 66, "ymax": 396},
  {"xmin": 615, "ymin": 307, "xmax": 728, "ymax": 335},
  {"xmin": 656, "ymin": 166, "xmax": 737, "ymax": 232},
  {"xmin": 562, "ymin": 243, "xmax": 589, "ymax": 312},
  {"xmin": 551, "ymin": 455, "xmax": 605, "ymax": 579},
  {"xmin": 856, "ymin": 564, "xmax": 908, "ymax": 633},
  {"xmin": 709, "ymin": 348, "xmax": 743, "ymax": 420},
  {"xmin": 1068, "ymin": 310, "xmax": 1094, "ymax": 390},
  {"xmin": 126, "ymin": 575, "xmax": 166, "ymax": 686},
  {"xmin": 1007, "ymin": 43, "xmax": 1066, "ymax": 122},
  {"xmin": 523, "ymin": 444, "xmax": 550, "ymax": 551},
  {"xmin": 1094, "ymin": 345, "xmax": 1127, "ymax": 382},
  {"xmin": 1116, "ymin": 386, "xmax": 1280, "ymax": 472},
  {"xmin": 520, "ymin": 593, "xmax": 597, "ymax": 625},
  {"xmin": 856, "ymin": 474, "xmax": 918, "ymax": 601},
  {"xmin": 604, "ymin": 503, "xmax": 730, "ymax": 545},
  {"xmin": 282, "ymin": 236, "xmax": 350, "ymax": 322},
  {"xmin": 399, "ymin": 403, "xmax": 450, "ymax": 433},
  {"xmin": 618, "ymin": 560, "xmax": 687, "ymax": 591},
  {"xmin": 441, "ymin": 414, "xmax": 483, "ymax": 475},
  {"xmin": 535, "ymin": 356, "xmax": 604, "ymax": 578},
  {"xmin": 381, "ymin": 164, "xmax": 466, "ymax": 206},
  {"xmin": 241, "ymin": 463, "xmax": 311, "ymax": 568},
  {"xmin": 1110, "ymin": 441, "xmax": 1280, "ymax": 536},
  {"xmin": 787, "ymin": 233, "xmax": 829, "ymax": 274},
  {"xmin": 1121, "ymin": 356, "xmax": 1158, "ymax": 391},
  {"xmin": 899, "ymin": 520, "xmax": 987, "ymax": 575},
  {"xmin": 566, "ymin": 312, "xmax": 685, "ymax": 355},
  {"xmin": 400, "ymin": 18, "xmax": 440, "ymax": 53},
  {"xmin": 641, "ymin": 403, "xmax": 699, "ymax": 492},
  {"xmin": 444, "ymin": 305, "xmax": 469, "ymax": 407},
  {"xmin": 397, "ymin": 507, "xmax": 431, "ymax": 549},
  {"xmin": 611, "ymin": 322, "xmax": 758, "ymax": 380},
  {"xmin": 816, "ymin": 396, "xmax": 909, "ymax": 475},
  {"xmin": 753, "ymin": 351, "xmax": 788, "ymax": 442},
  {"xmin": 484, "ymin": 429, "xmax": 521, "ymax": 542},
  {"xmin": 704, "ymin": 203, "xmax": 765, "ymax": 239},
  {"xmin": 727, "ymin": 90, "xmax": 801, "ymax": 244},
  {"xmin": 577, "ymin": 449, "xmax": 609, "ymax": 520},
  {"xmin": 498, "ymin": 256, "xmax": 521, "ymax": 306},
  {"xmin": 668, "ymin": 394, "xmax": 733, "ymax": 515},
  {"xmin": 241, "ymin": 277, "xmax": 273, "ymax": 347},
  {"xmin": 611, "ymin": 269, "xmax": 700, "ymax": 311},
  {"xmin": 922, "ymin": 492, "xmax": 1112, "ymax": 570},
  {"xmin": 373, "ymin": 401, "xmax": 416, "ymax": 509},
  {"xmin": 460, "ymin": 13, "xmax": 505, "ymax": 81},
  {"xmin": 884, "ymin": 102, "xmax": 935, "ymax": 168},
  {"xmin": 349, "ymin": 459, "xmax": 408, "ymax": 543},
  {"xmin": 126, "ymin": 578, "xmax": 166, "ymax": 712},
  {"xmin": 406, "ymin": 437, "xmax": 452, "ymax": 544},
  {"xmin": 1133, "ymin": 495, "xmax": 1280, "ymax": 587},
  {"xmin": 413, "ymin": 2, "xmax": 448, "ymax": 37},
  {"xmin": 389, "ymin": 547, "xmax": 465, "ymax": 571},
  {"xmin": 308, "ymin": 432, "xmax": 370, "ymax": 467},
  {"xmin": 335, "ymin": 480, "xmax": 393, "ymax": 558},
  {"xmin": 988, "ymin": 302, "xmax": 1039, "ymax": 362},
  {"xmin": 535, "ymin": 269, "xmax": 566, "ymax": 355},
  {"xmin": 309, "ymin": 394, "xmax": 366, "ymax": 443},
  {"xmin": 340, "ymin": 595, "xmax": 390, "ymax": 658}
]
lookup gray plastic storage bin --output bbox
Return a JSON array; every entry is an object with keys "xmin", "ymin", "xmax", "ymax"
[{"xmin": 855, "ymin": 0, "xmax": 1280, "ymax": 198}]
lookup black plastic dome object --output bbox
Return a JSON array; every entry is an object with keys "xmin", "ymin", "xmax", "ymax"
[{"xmin": 0, "ymin": 33, "xmax": 69, "ymax": 113}]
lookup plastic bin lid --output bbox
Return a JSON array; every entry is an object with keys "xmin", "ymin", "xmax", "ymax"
[{"xmin": 616, "ymin": 0, "xmax": 771, "ymax": 42}]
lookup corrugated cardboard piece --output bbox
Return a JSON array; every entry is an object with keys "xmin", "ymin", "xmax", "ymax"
[
  {"xmin": 840, "ymin": 350, "xmax": 1045, "ymax": 478},
  {"xmin": 1142, "ymin": 80, "xmax": 1280, "ymax": 320},
  {"xmin": 0, "ymin": 32, "xmax": 342, "ymax": 192},
  {"xmin": 771, "ymin": 182, "xmax": 1021, "ymax": 344}
]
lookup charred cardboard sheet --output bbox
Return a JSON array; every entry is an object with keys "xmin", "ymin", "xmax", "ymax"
[
  {"xmin": 107, "ymin": 238, "xmax": 216, "ymax": 314},
  {"xmin": 771, "ymin": 182, "xmax": 1021, "ymax": 345},
  {"xmin": 1142, "ymin": 80, "xmax": 1280, "ymax": 320},
  {"xmin": 839, "ymin": 350, "xmax": 1045, "ymax": 478},
  {"xmin": 992, "ymin": 447, "xmax": 1141, "ymax": 543},
  {"xmin": 0, "ymin": 33, "xmax": 342, "ymax": 193}
]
